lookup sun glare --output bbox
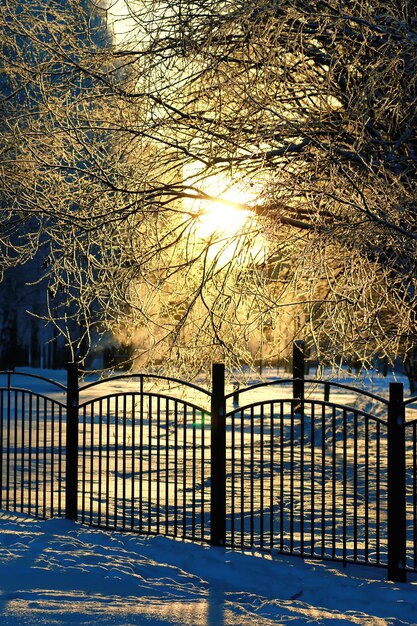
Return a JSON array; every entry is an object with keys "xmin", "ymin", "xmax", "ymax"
[
  {"xmin": 187, "ymin": 174, "xmax": 266, "ymax": 265},
  {"xmin": 195, "ymin": 197, "xmax": 252, "ymax": 240}
]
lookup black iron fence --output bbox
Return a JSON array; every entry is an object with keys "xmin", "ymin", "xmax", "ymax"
[
  {"xmin": 77, "ymin": 375, "xmax": 212, "ymax": 542},
  {"xmin": 1, "ymin": 355, "xmax": 416, "ymax": 583},
  {"xmin": 0, "ymin": 371, "xmax": 67, "ymax": 519}
]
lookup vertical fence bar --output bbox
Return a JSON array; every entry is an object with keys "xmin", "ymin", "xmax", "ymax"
[
  {"xmin": 201, "ymin": 408, "xmax": 207, "ymax": 541},
  {"xmin": 80, "ymin": 405, "xmax": 86, "ymax": 523},
  {"xmin": 0, "ymin": 389, "xmax": 3, "ymax": 510},
  {"xmin": 210, "ymin": 363, "xmax": 226, "ymax": 546},
  {"xmin": 6, "ymin": 374, "xmax": 11, "ymax": 510},
  {"xmin": 165, "ymin": 399, "xmax": 169, "ymax": 536},
  {"xmin": 250, "ymin": 405, "xmax": 254, "ymax": 546},
  {"xmin": 106, "ymin": 397, "xmax": 111, "ymax": 527},
  {"xmin": 98, "ymin": 399, "xmax": 103, "ymax": 526},
  {"xmin": 387, "ymin": 382, "xmax": 406, "ymax": 582},
  {"xmin": 42, "ymin": 396, "xmax": 47, "ymax": 517},
  {"xmin": 65, "ymin": 362, "xmax": 79, "ymax": 520},
  {"xmin": 182, "ymin": 402, "xmax": 187, "ymax": 538},
  {"xmin": 279, "ymin": 401, "xmax": 284, "ymax": 552},
  {"xmin": 240, "ymin": 408, "xmax": 245, "ymax": 547}
]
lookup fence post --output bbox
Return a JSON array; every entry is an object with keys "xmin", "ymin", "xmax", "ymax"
[
  {"xmin": 211, "ymin": 363, "xmax": 226, "ymax": 546},
  {"xmin": 293, "ymin": 340, "xmax": 305, "ymax": 413},
  {"xmin": 387, "ymin": 382, "xmax": 407, "ymax": 582},
  {"xmin": 324, "ymin": 382, "xmax": 330, "ymax": 403},
  {"xmin": 65, "ymin": 362, "xmax": 79, "ymax": 520}
]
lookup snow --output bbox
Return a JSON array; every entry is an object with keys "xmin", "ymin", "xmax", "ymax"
[
  {"xmin": 1, "ymin": 367, "xmax": 417, "ymax": 624},
  {"xmin": 1, "ymin": 511, "xmax": 417, "ymax": 625}
]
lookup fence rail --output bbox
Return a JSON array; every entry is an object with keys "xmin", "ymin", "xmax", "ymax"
[{"xmin": 1, "ymin": 353, "xmax": 416, "ymax": 583}]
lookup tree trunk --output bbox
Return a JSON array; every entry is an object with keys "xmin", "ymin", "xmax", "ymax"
[
  {"xmin": 404, "ymin": 349, "xmax": 417, "ymax": 396},
  {"xmin": 0, "ymin": 309, "xmax": 18, "ymax": 369}
]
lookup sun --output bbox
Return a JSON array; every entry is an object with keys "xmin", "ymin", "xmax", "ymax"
[
  {"xmin": 187, "ymin": 174, "xmax": 266, "ymax": 265},
  {"xmin": 195, "ymin": 194, "xmax": 252, "ymax": 240}
]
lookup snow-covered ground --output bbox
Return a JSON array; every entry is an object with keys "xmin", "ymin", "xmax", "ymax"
[
  {"xmin": 1, "ymin": 510, "xmax": 417, "ymax": 625},
  {"xmin": 1, "ymin": 367, "xmax": 417, "ymax": 624}
]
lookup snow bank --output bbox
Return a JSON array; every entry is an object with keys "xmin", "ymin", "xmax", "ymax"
[{"xmin": 0, "ymin": 511, "xmax": 416, "ymax": 625}]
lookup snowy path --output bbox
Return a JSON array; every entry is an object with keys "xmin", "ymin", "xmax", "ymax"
[{"xmin": 0, "ymin": 511, "xmax": 416, "ymax": 625}]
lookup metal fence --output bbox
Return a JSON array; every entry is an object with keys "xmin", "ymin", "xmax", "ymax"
[
  {"xmin": 77, "ymin": 383, "xmax": 211, "ymax": 542},
  {"xmin": 0, "ymin": 357, "xmax": 416, "ymax": 583},
  {"xmin": 0, "ymin": 371, "xmax": 67, "ymax": 519}
]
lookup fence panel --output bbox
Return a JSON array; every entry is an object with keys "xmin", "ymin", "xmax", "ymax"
[
  {"xmin": 225, "ymin": 398, "xmax": 388, "ymax": 567},
  {"xmin": 78, "ymin": 391, "xmax": 211, "ymax": 542},
  {"xmin": 0, "ymin": 375, "xmax": 67, "ymax": 519},
  {"xmin": 405, "ymin": 420, "xmax": 417, "ymax": 572},
  {"xmin": 404, "ymin": 394, "xmax": 417, "ymax": 573}
]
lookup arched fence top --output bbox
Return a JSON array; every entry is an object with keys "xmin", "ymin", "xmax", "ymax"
[
  {"xmin": 1, "ymin": 368, "xmax": 412, "ymax": 412},
  {"xmin": 78, "ymin": 389, "xmax": 212, "ymax": 414},
  {"xmin": 78, "ymin": 372, "xmax": 212, "ymax": 399},
  {"xmin": 225, "ymin": 377, "xmax": 390, "ymax": 406},
  {"xmin": 0, "ymin": 370, "xmax": 67, "ymax": 392},
  {"xmin": 0, "ymin": 388, "xmax": 67, "ymax": 409},
  {"xmin": 404, "ymin": 394, "xmax": 417, "ymax": 408},
  {"xmin": 224, "ymin": 396, "xmax": 389, "ymax": 426}
]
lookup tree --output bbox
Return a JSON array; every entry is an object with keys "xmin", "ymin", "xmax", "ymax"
[{"xmin": 1, "ymin": 0, "xmax": 416, "ymax": 384}]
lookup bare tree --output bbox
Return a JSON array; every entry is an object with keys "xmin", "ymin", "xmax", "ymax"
[{"xmin": 1, "ymin": 0, "xmax": 416, "ymax": 383}]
